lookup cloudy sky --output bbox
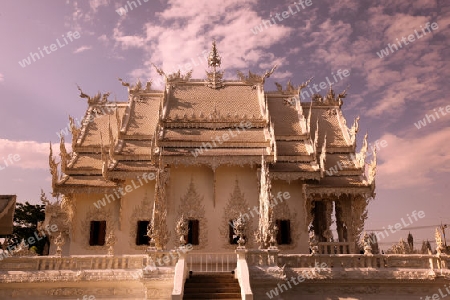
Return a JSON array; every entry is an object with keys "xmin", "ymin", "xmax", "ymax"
[{"xmin": 0, "ymin": 0, "xmax": 449, "ymax": 249}]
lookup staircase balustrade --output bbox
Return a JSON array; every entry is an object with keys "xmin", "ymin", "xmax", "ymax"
[{"xmin": 186, "ymin": 252, "xmax": 237, "ymax": 273}]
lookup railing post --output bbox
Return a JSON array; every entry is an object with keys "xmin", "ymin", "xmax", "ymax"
[
  {"xmin": 171, "ymin": 247, "xmax": 188, "ymax": 300},
  {"xmin": 267, "ymin": 248, "xmax": 279, "ymax": 267},
  {"xmin": 235, "ymin": 249, "xmax": 253, "ymax": 300}
]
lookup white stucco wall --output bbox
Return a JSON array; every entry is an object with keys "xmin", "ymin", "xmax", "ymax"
[{"xmin": 65, "ymin": 167, "xmax": 311, "ymax": 255}]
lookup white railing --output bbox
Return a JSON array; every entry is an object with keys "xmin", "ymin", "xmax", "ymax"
[
  {"xmin": 279, "ymin": 254, "xmax": 449, "ymax": 270},
  {"xmin": 0, "ymin": 253, "xmax": 179, "ymax": 271},
  {"xmin": 245, "ymin": 250, "xmax": 450, "ymax": 271},
  {"xmin": 187, "ymin": 252, "xmax": 237, "ymax": 273},
  {"xmin": 318, "ymin": 242, "xmax": 352, "ymax": 254},
  {"xmin": 245, "ymin": 249, "xmax": 279, "ymax": 267}
]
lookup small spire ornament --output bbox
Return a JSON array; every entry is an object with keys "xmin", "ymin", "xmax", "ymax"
[
  {"xmin": 206, "ymin": 40, "xmax": 224, "ymax": 89},
  {"xmin": 54, "ymin": 232, "xmax": 65, "ymax": 257}
]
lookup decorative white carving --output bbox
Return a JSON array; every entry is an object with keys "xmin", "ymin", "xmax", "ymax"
[
  {"xmin": 81, "ymin": 206, "xmax": 116, "ymax": 251},
  {"xmin": 60, "ymin": 193, "xmax": 75, "ymax": 238},
  {"xmin": 274, "ymin": 76, "xmax": 311, "ymax": 95},
  {"xmin": 349, "ymin": 196, "xmax": 369, "ymax": 252},
  {"xmin": 319, "ymin": 135, "xmax": 327, "ymax": 178},
  {"xmin": 219, "ymin": 180, "xmax": 255, "ymax": 249},
  {"xmin": 151, "ymin": 167, "xmax": 170, "ymax": 249},
  {"xmin": 256, "ymin": 156, "xmax": 272, "ymax": 249},
  {"xmin": 238, "ymin": 65, "xmax": 277, "ymax": 86},
  {"xmin": 349, "ymin": 116, "xmax": 360, "ymax": 145},
  {"xmin": 177, "ymin": 178, "xmax": 208, "ymax": 249},
  {"xmin": 105, "ymin": 230, "xmax": 117, "ymax": 255},
  {"xmin": 129, "ymin": 191, "xmax": 153, "ymax": 250},
  {"xmin": 311, "ymin": 86, "xmax": 347, "ymax": 108},
  {"xmin": 49, "ymin": 142, "xmax": 59, "ymax": 194},
  {"xmin": 69, "ymin": 115, "xmax": 81, "ymax": 149},
  {"xmin": 272, "ymin": 194, "xmax": 300, "ymax": 250},
  {"xmin": 165, "ymin": 155, "xmax": 263, "ymax": 170},
  {"xmin": 54, "ymin": 232, "xmax": 65, "ymax": 256},
  {"xmin": 206, "ymin": 40, "xmax": 224, "ymax": 89},
  {"xmin": 13, "ymin": 240, "xmax": 38, "ymax": 257},
  {"xmin": 59, "ymin": 135, "xmax": 70, "ymax": 175}
]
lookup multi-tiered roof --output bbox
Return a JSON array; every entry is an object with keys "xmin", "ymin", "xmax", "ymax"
[{"xmin": 50, "ymin": 42, "xmax": 375, "ymax": 197}]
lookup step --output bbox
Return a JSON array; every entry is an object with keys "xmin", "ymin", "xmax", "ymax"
[
  {"xmin": 185, "ymin": 285, "xmax": 240, "ymax": 291},
  {"xmin": 183, "ymin": 292, "xmax": 241, "ymax": 299},
  {"xmin": 186, "ymin": 273, "xmax": 236, "ymax": 278},
  {"xmin": 188, "ymin": 272, "xmax": 236, "ymax": 278},
  {"xmin": 184, "ymin": 287, "xmax": 241, "ymax": 293},
  {"xmin": 183, "ymin": 272, "xmax": 242, "ymax": 300},
  {"xmin": 185, "ymin": 283, "xmax": 240, "ymax": 289},
  {"xmin": 186, "ymin": 278, "xmax": 239, "ymax": 283}
]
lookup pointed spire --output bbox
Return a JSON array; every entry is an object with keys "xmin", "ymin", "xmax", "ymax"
[
  {"xmin": 208, "ymin": 40, "xmax": 222, "ymax": 70},
  {"xmin": 59, "ymin": 135, "xmax": 69, "ymax": 174},
  {"xmin": 206, "ymin": 40, "xmax": 224, "ymax": 89},
  {"xmin": 49, "ymin": 142, "xmax": 59, "ymax": 193},
  {"xmin": 319, "ymin": 135, "xmax": 327, "ymax": 178}
]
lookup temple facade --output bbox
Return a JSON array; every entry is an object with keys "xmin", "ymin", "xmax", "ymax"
[
  {"xmin": 46, "ymin": 41, "xmax": 375, "ymax": 258},
  {"xmin": 1, "ymin": 42, "xmax": 448, "ymax": 300}
]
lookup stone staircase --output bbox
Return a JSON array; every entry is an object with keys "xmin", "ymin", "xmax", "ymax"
[{"xmin": 183, "ymin": 272, "xmax": 242, "ymax": 300}]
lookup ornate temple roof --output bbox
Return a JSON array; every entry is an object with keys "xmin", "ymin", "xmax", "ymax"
[{"xmin": 50, "ymin": 42, "xmax": 375, "ymax": 197}]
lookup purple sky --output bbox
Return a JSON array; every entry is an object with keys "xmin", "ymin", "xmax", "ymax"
[{"xmin": 0, "ymin": 0, "xmax": 449, "ymax": 249}]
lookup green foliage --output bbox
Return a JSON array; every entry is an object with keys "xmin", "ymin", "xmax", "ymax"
[{"xmin": 9, "ymin": 201, "xmax": 48, "ymax": 255}]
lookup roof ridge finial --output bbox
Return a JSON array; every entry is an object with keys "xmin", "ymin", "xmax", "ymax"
[
  {"xmin": 205, "ymin": 39, "xmax": 224, "ymax": 89},
  {"xmin": 208, "ymin": 39, "xmax": 222, "ymax": 71}
]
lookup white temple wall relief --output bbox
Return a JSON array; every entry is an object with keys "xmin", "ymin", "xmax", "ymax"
[
  {"xmin": 68, "ymin": 179, "xmax": 156, "ymax": 255},
  {"xmin": 168, "ymin": 165, "xmax": 259, "ymax": 252},
  {"xmin": 270, "ymin": 180, "xmax": 309, "ymax": 253}
]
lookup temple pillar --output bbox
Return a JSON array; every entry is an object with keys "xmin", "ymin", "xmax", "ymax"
[
  {"xmin": 305, "ymin": 197, "xmax": 315, "ymax": 233},
  {"xmin": 151, "ymin": 168, "xmax": 170, "ymax": 249},
  {"xmin": 311, "ymin": 200, "xmax": 333, "ymax": 242},
  {"xmin": 335, "ymin": 199, "xmax": 347, "ymax": 242},
  {"xmin": 347, "ymin": 195, "xmax": 369, "ymax": 253}
]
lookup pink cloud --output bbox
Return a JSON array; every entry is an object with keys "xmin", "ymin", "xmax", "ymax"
[
  {"xmin": 112, "ymin": 0, "xmax": 294, "ymax": 84},
  {"xmin": 377, "ymin": 128, "xmax": 450, "ymax": 189},
  {"xmin": 0, "ymin": 139, "xmax": 70, "ymax": 170}
]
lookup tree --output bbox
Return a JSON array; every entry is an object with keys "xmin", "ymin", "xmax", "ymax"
[
  {"xmin": 386, "ymin": 237, "xmax": 414, "ymax": 254},
  {"xmin": 421, "ymin": 240, "xmax": 432, "ymax": 254},
  {"xmin": 8, "ymin": 202, "xmax": 48, "ymax": 255}
]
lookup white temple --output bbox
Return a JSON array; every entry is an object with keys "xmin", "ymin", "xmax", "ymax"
[{"xmin": 0, "ymin": 42, "xmax": 448, "ymax": 300}]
